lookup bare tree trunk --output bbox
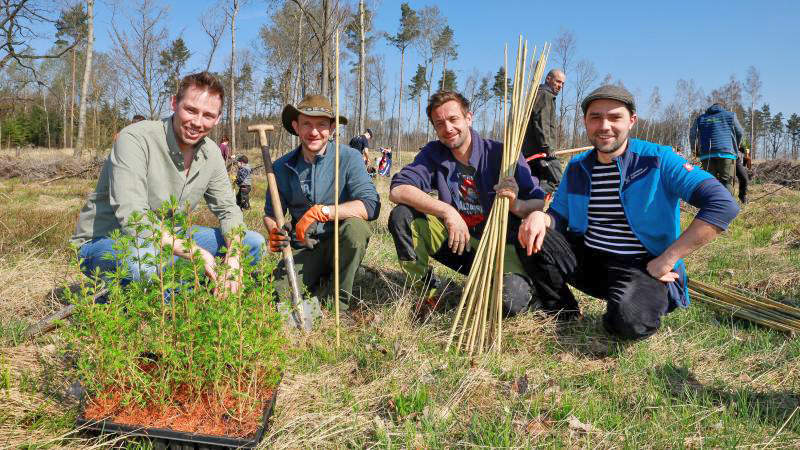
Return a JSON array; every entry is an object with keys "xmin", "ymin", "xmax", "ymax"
[
  {"xmin": 441, "ymin": 56, "xmax": 447, "ymax": 90},
  {"xmin": 319, "ymin": 0, "xmax": 331, "ymax": 97},
  {"xmin": 75, "ymin": 0, "xmax": 95, "ymax": 159},
  {"xmin": 396, "ymin": 49, "xmax": 406, "ymax": 165},
  {"xmin": 228, "ymin": 0, "xmax": 239, "ymax": 155},
  {"xmin": 62, "ymin": 88, "xmax": 67, "ymax": 149},
  {"xmin": 42, "ymin": 90, "xmax": 51, "ymax": 148},
  {"xmin": 291, "ymin": 6, "xmax": 304, "ymax": 149},
  {"xmin": 357, "ymin": 0, "xmax": 366, "ymax": 132},
  {"xmin": 70, "ymin": 48, "xmax": 76, "ymax": 148},
  {"xmin": 426, "ymin": 59, "xmax": 435, "ymax": 139},
  {"xmin": 388, "ymin": 85, "xmax": 396, "ymax": 146},
  {"xmin": 93, "ymin": 90, "xmax": 99, "ymax": 156},
  {"xmin": 416, "ymin": 94, "xmax": 421, "ymax": 144}
]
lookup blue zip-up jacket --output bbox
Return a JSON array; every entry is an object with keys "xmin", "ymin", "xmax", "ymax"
[
  {"xmin": 690, "ymin": 104, "xmax": 744, "ymax": 160},
  {"xmin": 264, "ymin": 142, "xmax": 380, "ymax": 238},
  {"xmin": 391, "ymin": 128, "xmax": 545, "ymax": 217},
  {"xmin": 548, "ymin": 138, "xmax": 739, "ymax": 309}
]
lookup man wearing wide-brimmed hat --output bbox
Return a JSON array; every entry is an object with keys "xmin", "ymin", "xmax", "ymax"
[{"xmin": 263, "ymin": 95, "xmax": 380, "ymax": 306}]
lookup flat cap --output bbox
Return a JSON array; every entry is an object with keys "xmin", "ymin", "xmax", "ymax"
[{"xmin": 581, "ymin": 84, "xmax": 636, "ymax": 114}]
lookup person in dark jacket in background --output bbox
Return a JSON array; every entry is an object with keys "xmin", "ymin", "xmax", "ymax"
[
  {"xmin": 690, "ymin": 103, "xmax": 744, "ymax": 196},
  {"xmin": 264, "ymin": 95, "xmax": 380, "ymax": 306},
  {"xmin": 518, "ymin": 85, "xmax": 739, "ymax": 340},
  {"xmin": 349, "ymin": 128, "xmax": 373, "ymax": 167},
  {"xmin": 235, "ymin": 155, "xmax": 252, "ymax": 210},
  {"xmin": 388, "ymin": 91, "xmax": 546, "ymax": 318},
  {"xmin": 735, "ymin": 139, "xmax": 751, "ymax": 204},
  {"xmin": 521, "ymin": 69, "xmax": 566, "ymax": 194}
]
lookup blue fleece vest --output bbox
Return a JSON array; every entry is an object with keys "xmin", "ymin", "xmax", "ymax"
[{"xmin": 549, "ymin": 139, "xmax": 713, "ymax": 308}]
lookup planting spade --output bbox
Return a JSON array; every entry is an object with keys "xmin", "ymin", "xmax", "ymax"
[{"xmin": 248, "ymin": 124, "xmax": 322, "ymax": 332}]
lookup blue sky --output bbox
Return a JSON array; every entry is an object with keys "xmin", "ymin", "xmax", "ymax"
[{"xmin": 77, "ymin": 0, "xmax": 800, "ymax": 118}]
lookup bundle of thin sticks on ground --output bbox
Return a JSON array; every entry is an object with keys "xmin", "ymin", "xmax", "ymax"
[
  {"xmin": 689, "ymin": 279, "xmax": 800, "ymax": 334},
  {"xmin": 446, "ymin": 37, "xmax": 550, "ymax": 356}
]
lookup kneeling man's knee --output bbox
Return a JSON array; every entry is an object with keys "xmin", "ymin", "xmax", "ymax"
[
  {"xmin": 603, "ymin": 312, "xmax": 660, "ymax": 340},
  {"xmin": 243, "ymin": 230, "xmax": 266, "ymax": 263},
  {"xmin": 388, "ymin": 204, "xmax": 420, "ymax": 261},
  {"xmin": 340, "ymin": 218, "xmax": 371, "ymax": 247},
  {"xmin": 502, "ymin": 273, "xmax": 533, "ymax": 317}
]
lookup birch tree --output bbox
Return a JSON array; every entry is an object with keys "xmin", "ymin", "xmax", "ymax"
[
  {"xmin": 75, "ymin": 0, "xmax": 94, "ymax": 159},
  {"xmin": 385, "ymin": 2, "xmax": 419, "ymax": 164},
  {"xmin": 744, "ymin": 66, "xmax": 762, "ymax": 158},
  {"xmin": 227, "ymin": 0, "xmax": 240, "ymax": 153},
  {"xmin": 109, "ymin": 0, "xmax": 169, "ymax": 119},
  {"xmin": 200, "ymin": 4, "xmax": 227, "ymax": 72}
]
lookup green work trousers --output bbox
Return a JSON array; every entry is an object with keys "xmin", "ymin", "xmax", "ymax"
[
  {"xmin": 275, "ymin": 217, "xmax": 371, "ymax": 303},
  {"xmin": 701, "ymin": 157, "xmax": 736, "ymax": 196},
  {"xmin": 387, "ymin": 205, "xmax": 526, "ymax": 281}
]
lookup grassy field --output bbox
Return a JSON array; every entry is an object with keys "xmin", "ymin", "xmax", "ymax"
[{"xmin": 2, "ymin": 157, "xmax": 800, "ymax": 449}]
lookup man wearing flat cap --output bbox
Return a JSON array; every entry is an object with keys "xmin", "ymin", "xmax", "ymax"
[
  {"xmin": 263, "ymin": 95, "xmax": 380, "ymax": 305},
  {"xmin": 517, "ymin": 85, "xmax": 740, "ymax": 340}
]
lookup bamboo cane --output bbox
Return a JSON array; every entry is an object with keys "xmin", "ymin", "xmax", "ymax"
[
  {"xmin": 689, "ymin": 279, "xmax": 800, "ymax": 334},
  {"xmin": 334, "ymin": 30, "xmax": 341, "ymax": 348},
  {"xmin": 446, "ymin": 36, "xmax": 550, "ymax": 354}
]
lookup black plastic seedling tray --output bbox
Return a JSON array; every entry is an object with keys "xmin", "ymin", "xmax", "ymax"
[{"xmin": 76, "ymin": 386, "xmax": 278, "ymax": 449}]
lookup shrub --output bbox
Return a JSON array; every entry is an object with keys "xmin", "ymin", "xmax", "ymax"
[{"xmin": 61, "ymin": 198, "xmax": 287, "ymax": 423}]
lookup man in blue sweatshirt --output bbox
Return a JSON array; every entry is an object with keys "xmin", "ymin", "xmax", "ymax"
[
  {"xmin": 518, "ymin": 85, "xmax": 739, "ymax": 340},
  {"xmin": 389, "ymin": 91, "xmax": 547, "ymax": 318},
  {"xmin": 690, "ymin": 103, "xmax": 744, "ymax": 196}
]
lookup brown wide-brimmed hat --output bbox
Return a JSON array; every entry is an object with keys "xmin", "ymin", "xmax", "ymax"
[{"xmin": 281, "ymin": 95, "xmax": 348, "ymax": 136}]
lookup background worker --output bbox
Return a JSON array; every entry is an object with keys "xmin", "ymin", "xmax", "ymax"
[
  {"xmin": 518, "ymin": 85, "xmax": 739, "ymax": 339},
  {"xmin": 72, "ymin": 72, "xmax": 265, "ymax": 296},
  {"xmin": 388, "ymin": 91, "xmax": 546, "ymax": 318},
  {"xmin": 235, "ymin": 155, "xmax": 252, "ymax": 210},
  {"xmin": 690, "ymin": 102, "xmax": 744, "ymax": 196},
  {"xmin": 521, "ymin": 69, "xmax": 566, "ymax": 194},
  {"xmin": 264, "ymin": 95, "xmax": 380, "ymax": 306},
  {"xmin": 349, "ymin": 128, "xmax": 373, "ymax": 167},
  {"xmin": 219, "ymin": 136, "xmax": 231, "ymax": 162},
  {"xmin": 736, "ymin": 139, "xmax": 751, "ymax": 204}
]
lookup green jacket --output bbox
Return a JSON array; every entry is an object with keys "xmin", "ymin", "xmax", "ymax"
[
  {"xmin": 71, "ymin": 118, "xmax": 243, "ymax": 246},
  {"xmin": 521, "ymin": 83, "xmax": 557, "ymax": 156}
]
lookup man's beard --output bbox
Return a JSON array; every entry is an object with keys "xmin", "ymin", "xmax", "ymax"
[
  {"xmin": 442, "ymin": 132, "xmax": 467, "ymax": 151},
  {"xmin": 590, "ymin": 131, "xmax": 628, "ymax": 154}
]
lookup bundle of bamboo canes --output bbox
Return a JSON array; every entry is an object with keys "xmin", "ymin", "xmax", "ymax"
[
  {"xmin": 446, "ymin": 37, "xmax": 550, "ymax": 355},
  {"xmin": 689, "ymin": 279, "xmax": 800, "ymax": 334}
]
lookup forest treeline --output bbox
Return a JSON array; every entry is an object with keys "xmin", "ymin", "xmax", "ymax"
[{"xmin": 2, "ymin": 0, "xmax": 799, "ymax": 162}]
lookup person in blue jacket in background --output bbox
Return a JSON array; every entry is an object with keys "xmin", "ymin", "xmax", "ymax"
[
  {"xmin": 690, "ymin": 102, "xmax": 744, "ymax": 196},
  {"xmin": 517, "ymin": 85, "xmax": 740, "ymax": 340}
]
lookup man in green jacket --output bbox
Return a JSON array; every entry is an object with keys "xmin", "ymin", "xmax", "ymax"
[
  {"xmin": 521, "ymin": 69, "xmax": 566, "ymax": 194},
  {"xmin": 264, "ymin": 95, "xmax": 380, "ymax": 306},
  {"xmin": 72, "ymin": 72, "xmax": 265, "ymax": 296}
]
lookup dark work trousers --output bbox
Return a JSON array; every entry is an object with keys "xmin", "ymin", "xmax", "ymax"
[
  {"xmin": 236, "ymin": 185, "xmax": 251, "ymax": 210},
  {"xmin": 527, "ymin": 156, "xmax": 563, "ymax": 195},
  {"xmin": 520, "ymin": 228, "xmax": 669, "ymax": 340},
  {"xmin": 735, "ymin": 159, "xmax": 749, "ymax": 202}
]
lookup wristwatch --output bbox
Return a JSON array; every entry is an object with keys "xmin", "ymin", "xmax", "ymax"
[{"xmin": 321, "ymin": 205, "xmax": 331, "ymax": 219}]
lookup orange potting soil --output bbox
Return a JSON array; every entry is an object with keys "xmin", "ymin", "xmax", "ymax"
[{"xmin": 83, "ymin": 383, "xmax": 275, "ymax": 438}]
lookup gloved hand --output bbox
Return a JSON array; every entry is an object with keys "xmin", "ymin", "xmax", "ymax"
[
  {"xmin": 295, "ymin": 204, "xmax": 330, "ymax": 245},
  {"xmin": 269, "ymin": 223, "xmax": 292, "ymax": 253}
]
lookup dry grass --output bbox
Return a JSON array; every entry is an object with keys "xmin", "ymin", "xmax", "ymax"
[{"xmin": 1, "ymin": 160, "xmax": 800, "ymax": 447}]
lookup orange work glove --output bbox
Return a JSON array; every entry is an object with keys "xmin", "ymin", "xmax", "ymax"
[
  {"xmin": 269, "ymin": 223, "xmax": 291, "ymax": 253},
  {"xmin": 295, "ymin": 204, "xmax": 330, "ymax": 245}
]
